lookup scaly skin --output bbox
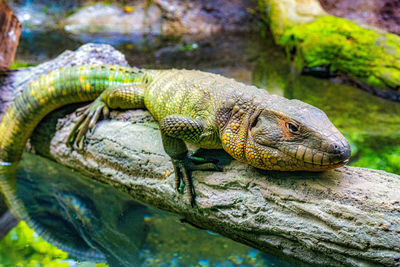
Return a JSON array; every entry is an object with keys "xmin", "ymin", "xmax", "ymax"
[{"xmin": 0, "ymin": 64, "xmax": 351, "ymax": 207}]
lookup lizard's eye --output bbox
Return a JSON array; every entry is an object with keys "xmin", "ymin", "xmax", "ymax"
[{"xmin": 287, "ymin": 122, "xmax": 300, "ymax": 134}]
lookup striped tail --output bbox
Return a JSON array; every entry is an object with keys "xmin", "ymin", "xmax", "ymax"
[
  {"xmin": 0, "ymin": 64, "xmax": 148, "ymax": 220},
  {"xmin": 0, "ymin": 64, "xmax": 147, "ymax": 164}
]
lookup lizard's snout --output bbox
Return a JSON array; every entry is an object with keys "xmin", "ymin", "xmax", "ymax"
[
  {"xmin": 327, "ymin": 140, "xmax": 351, "ymax": 164},
  {"xmin": 327, "ymin": 142, "xmax": 343, "ymax": 154}
]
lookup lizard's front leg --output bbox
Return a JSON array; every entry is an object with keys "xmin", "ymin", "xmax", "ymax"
[
  {"xmin": 67, "ymin": 84, "xmax": 145, "ymax": 148},
  {"xmin": 160, "ymin": 115, "xmax": 220, "ymax": 206}
]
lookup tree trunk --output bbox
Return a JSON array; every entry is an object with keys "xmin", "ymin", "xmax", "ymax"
[
  {"xmin": 1, "ymin": 44, "xmax": 400, "ymax": 266},
  {"xmin": 0, "ymin": 0, "xmax": 21, "ymax": 70}
]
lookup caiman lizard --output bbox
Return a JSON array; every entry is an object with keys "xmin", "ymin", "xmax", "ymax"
[{"xmin": 0, "ymin": 65, "xmax": 351, "ymax": 206}]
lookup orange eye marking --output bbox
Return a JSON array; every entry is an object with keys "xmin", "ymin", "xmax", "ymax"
[{"xmin": 278, "ymin": 119, "xmax": 291, "ymax": 140}]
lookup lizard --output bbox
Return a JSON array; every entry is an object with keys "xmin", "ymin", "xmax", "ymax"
[{"xmin": 0, "ymin": 64, "xmax": 351, "ymax": 206}]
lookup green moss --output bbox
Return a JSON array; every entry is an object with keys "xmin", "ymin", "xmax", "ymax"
[
  {"xmin": 280, "ymin": 16, "xmax": 400, "ymax": 91},
  {"xmin": 9, "ymin": 62, "xmax": 33, "ymax": 70},
  {"xmin": 257, "ymin": 0, "xmax": 299, "ymax": 42},
  {"xmin": 0, "ymin": 221, "xmax": 69, "ymax": 266},
  {"xmin": 347, "ymin": 134, "xmax": 400, "ymax": 174}
]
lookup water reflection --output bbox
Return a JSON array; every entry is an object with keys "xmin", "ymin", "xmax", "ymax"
[
  {"xmin": 0, "ymin": 153, "xmax": 291, "ymax": 266},
  {"xmin": 3, "ymin": 153, "xmax": 147, "ymax": 265}
]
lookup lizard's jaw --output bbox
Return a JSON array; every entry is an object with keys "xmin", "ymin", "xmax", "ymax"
[
  {"xmin": 243, "ymin": 133, "xmax": 351, "ymax": 171},
  {"xmin": 279, "ymin": 141, "xmax": 351, "ymax": 170},
  {"xmin": 281, "ymin": 134, "xmax": 351, "ymax": 171}
]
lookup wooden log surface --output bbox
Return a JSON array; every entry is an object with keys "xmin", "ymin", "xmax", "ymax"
[
  {"xmin": 0, "ymin": 0, "xmax": 21, "ymax": 70},
  {"xmin": 1, "ymin": 44, "xmax": 399, "ymax": 266}
]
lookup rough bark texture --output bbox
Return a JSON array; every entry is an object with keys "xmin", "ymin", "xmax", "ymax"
[
  {"xmin": 0, "ymin": 0, "xmax": 21, "ymax": 70},
  {"xmin": 1, "ymin": 44, "xmax": 400, "ymax": 266}
]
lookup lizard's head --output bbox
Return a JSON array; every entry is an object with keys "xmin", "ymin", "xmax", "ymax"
[{"xmin": 217, "ymin": 93, "xmax": 351, "ymax": 171}]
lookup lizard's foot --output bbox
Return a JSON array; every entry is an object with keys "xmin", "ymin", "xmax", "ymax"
[
  {"xmin": 66, "ymin": 99, "xmax": 110, "ymax": 150},
  {"xmin": 172, "ymin": 153, "xmax": 222, "ymax": 207}
]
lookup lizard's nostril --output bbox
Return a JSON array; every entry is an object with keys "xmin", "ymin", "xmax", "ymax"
[{"xmin": 328, "ymin": 142, "xmax": 342, "ymax": 154}]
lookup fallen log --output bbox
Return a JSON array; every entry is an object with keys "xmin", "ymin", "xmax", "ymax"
[{"xmin": 1, "ymin": 44, "xmax": 399, "ymax": 266}]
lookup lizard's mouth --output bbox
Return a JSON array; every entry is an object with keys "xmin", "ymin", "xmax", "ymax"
[{"xmin": 282, "ymin": 144, "xmax": 351, "ymax": 169}]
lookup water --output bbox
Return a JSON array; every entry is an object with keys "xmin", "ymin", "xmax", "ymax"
[
  {"xmin": 0, "ymin": 153, "xmax": 293, "ymax": 267},
  {"xmin": 2, "ymin": 3, "xmax": 400, "ymax": 266}
]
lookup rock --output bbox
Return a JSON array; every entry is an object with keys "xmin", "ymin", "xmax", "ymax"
[
  {"xmin": 319, "ymin": 0, "xmax": 400, "ymax": 36},
  {"xmin": 258, "ymin": 0, "xmax": 327, "ymax": 41},
  {"xmin": 259, "ymin": 0, "xmax": 400, "ymax": 99},
  {"xmin": 281, "ymin": 16, "xmax": 400, "ymax": 99},
  {"xmin": 63, "ymin": 0, "xmax": 257, "ymax": 36},
  {"xmin": 63, "ymin": 3, "xmax": 163, "ymax": 35},
  {"xmin": 155, "ymin": 0, "xmax": 256, "ymax": 35},
  {"xmin": 0, "ymin": 0, "xmax": 21, "ymax": 70},
  {"xmin": 2, "ymin": 44, "xmax": 400, "ymax": 266}
]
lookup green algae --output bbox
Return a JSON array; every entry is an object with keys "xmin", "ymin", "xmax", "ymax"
[
  {"xmin": 257, "ymin": 0, "xmax": 400, "ymax": 92},
  {"xmin": 257, "ymin": 0, "xmax": 327, "ymax": 43},
  {"xmin": 0, "ymin": 221, "xmax": 69, "ymax": 266},
  {"xmin": 9, "ymin": 61, "xmax": 33, "ymax": 70},
  {"xmin": 280, "ymin": 16, "xmax": 400, "ymax": 91}
]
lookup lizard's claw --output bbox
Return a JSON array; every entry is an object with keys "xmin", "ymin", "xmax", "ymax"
[
  {"xmin": 172, "ymin": 153, "xmax": 222, "ymax": 207},
  {"xmin": 67, "ymin": 99, "xmax": 110, "ymax": 150}
]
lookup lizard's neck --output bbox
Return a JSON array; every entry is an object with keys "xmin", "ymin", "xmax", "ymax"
[{"xmin": 216, "ymin": 89, "xmax": 268, "ymax": 162}]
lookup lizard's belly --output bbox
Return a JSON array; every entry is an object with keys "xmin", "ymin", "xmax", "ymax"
[{"xmin": 196, "ymin": 132, "xmax": 223, "ymax": 149}]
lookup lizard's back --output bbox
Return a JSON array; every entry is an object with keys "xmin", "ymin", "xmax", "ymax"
[{"xmin": 144, "ymin": 69, "xmax": 256, "ymax": 149}]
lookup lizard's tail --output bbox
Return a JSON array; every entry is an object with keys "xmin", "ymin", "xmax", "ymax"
[{"xmin": 0, "ymin": 64, "xmax": 148, "ymax": 220}]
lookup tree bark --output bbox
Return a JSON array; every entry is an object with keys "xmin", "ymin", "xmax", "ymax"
[
  {"xmin": 0, "ymin": 0, "xmax": 21, "ymax": 70},
  {"xmin": 1, "ymin": 44, "xmax": 400, "ymax": 266}
]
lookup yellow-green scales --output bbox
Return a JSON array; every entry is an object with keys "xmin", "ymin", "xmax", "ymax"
[{"xmin": 0, "ymin": 64, "xmax": 351, "ymax": 207}]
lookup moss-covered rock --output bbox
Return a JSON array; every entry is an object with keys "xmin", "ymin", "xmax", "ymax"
[
  {"xmin": 258, "ymin": 0, "xmax": 327, "ymax": 42},
  {"xmin": 281, "ymin": 16, "xmax": 400, "ymax": 92},
  {"xmin": 258, "ymin": 0, "xmax": 400, "ymax": 95}
]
